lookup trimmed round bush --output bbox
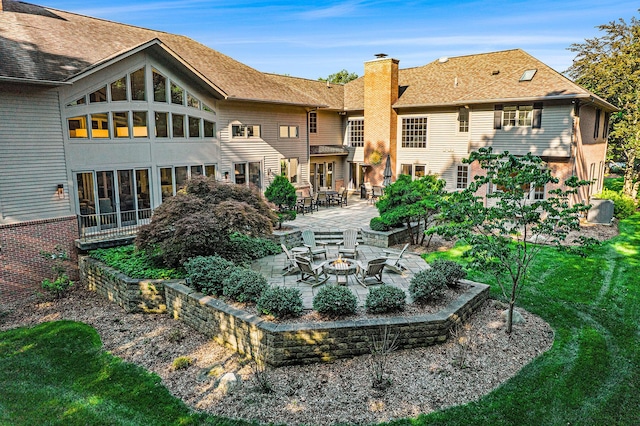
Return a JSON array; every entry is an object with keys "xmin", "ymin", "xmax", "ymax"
[
  {"xmin": 257, "ymin": 286, "xmax": 304, "ymax": 318},
  {"xmin": 369, "ymin": 217, "xmax": 388, "ymax": 232},
  {"xmin": 184, "ymin": 255, "xmax": 237, "ymax": 295},
  {"xmin": 313, "ymin": 285, "xmax": 357, "ymax": 317},
  {"xmin": 365, "ymin": 285, "xmax": 406, "ymax": 313},
  {"xmin": 409, "ymin": 269, "xmax": 446, "ymax": 304},
  {"xmin": 430, "ymin": 259, "xmax": 467, "ymax": 288},
  {"xmin": 222, "ymin": 268, "xmax": 269, "ymax": 303}
]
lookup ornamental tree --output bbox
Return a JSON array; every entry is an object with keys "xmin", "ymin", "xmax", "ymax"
[
  {"xmin": 264, "ymin": 174, "xmax": 297, "ymax": 229},
  {"xmin": 376, "ymin": 174, "xmax": 446, "ymax": 245},
  {"xmin": 428, "ymin": 148, "xmax": 592, "ymax": 333},
  {"xmin": 136, "ymin": 175, "xmax": 277, "ymax": 267}
]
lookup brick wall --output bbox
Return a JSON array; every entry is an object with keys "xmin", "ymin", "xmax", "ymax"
[
  {"xmin": 364, "ymin": 57, "xmax": 399, "ymax": 186},
  {"xmin": 0, "ymin": 216, "xmax": 78, "ymax": 306}
]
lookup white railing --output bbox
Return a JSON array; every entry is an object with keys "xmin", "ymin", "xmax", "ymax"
[{"xmin": 77, "ymin": 208, "xmax": 152, "ymax": 241}]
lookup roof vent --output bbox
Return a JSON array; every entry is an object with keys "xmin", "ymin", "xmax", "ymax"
[
  {"xmin": 438, "ymin": 57, "xmax": 449, "ymax": 63},
  {"xmin": 492, "ymin": 70, "xmax": 500, "ymax": 75},
  {"xmin": 374, "ymin": 53, "xmax": 388, "ymax": 59}
]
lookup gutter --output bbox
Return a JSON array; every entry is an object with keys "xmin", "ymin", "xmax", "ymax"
[
  {"xmin": 226, "ymin": 96, "xmax": 328, "ymax": 109},
  {"xmin": 392, "ymin": 94, "xmax": 619, "ymax": 112},
  {"xmin": 0, "ymin": 76, "xmax": 71, "ymax": 86}
]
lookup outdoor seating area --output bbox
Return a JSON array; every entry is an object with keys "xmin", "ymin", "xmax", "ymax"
[
  {"xmin": 296, "ymin": 187, "xmax": 349, "ymax": 214},
  {"xmin": 253, "ymin": 239, "xmax": 428, "ymax": 308}
]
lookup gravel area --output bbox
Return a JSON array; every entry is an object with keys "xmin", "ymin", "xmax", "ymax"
[
  {"xmin": 0, "ymin": 222, "xmax": 616, "ymax": 425},
  {"xmin": 1, "ymin": 287, "xmax": 553, "ymax": 425}
]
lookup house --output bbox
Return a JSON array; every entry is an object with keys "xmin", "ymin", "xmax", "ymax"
[{"xmin": 0, "ymin": 0, "xmax": 616, "ymax": 304}]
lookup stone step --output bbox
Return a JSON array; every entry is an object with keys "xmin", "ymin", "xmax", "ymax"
[{"xmin": 301, "ymin": 230, "xmax": 363, "ymax": 245}]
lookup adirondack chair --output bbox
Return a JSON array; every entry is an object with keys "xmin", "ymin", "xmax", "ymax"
[
  {"xmin": 302, "ymin": 229, "xmax": 329, "ymax": 259},
  {"xmin": 354, "ymin": 258, "xmax": 387, "ymax": 288},
  {"xmin": 296, "ymin": 257, "xmax": 329, "ymax": 287},
  {"xmin": 383, "ymin": 243, "xmax": 409, "ymax": 274},
  {"xmin": 281, "ymin": 244, "xmax": 306, "ymax": 275},
  {"xmin": 337, "ymin": 229, "xmax": 359, "ymax": 259}
]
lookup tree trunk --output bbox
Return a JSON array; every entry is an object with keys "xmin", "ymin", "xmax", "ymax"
[
  {"xmin": 506, "ymin": 288, "xmax": 517, "ymax": 334},
  {"xmin": 623, "ymin": 150, "xmax": 636, "ymax": 198}
]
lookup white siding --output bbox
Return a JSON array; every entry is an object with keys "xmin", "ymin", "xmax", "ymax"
[
  {"xmin": 469, "ymin": 104, "xmax": 573, "ymax": 157},
  {"xmin": 396, "ymin": 110, "xmax": 470, "ymax": 190},
  {"xmin": 218, "ymin": 103, "xmax": 309, "ymax": 188},
  {"xmin": 0, "ymin": 85, "xmax": 70, "ymax": 223}
]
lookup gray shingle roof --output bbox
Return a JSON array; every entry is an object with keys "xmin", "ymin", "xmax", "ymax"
[
  {"xmin": 1, "ymin": 2, "xmax": 615, "ymax": 112},
  {"xmin": 0, "ymin": 1, "xmax": 319, "ymax": 106}
]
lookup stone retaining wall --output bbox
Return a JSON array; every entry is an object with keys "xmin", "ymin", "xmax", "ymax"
[
  {"xmin": 164, "ymin": 279, "xmax": 489, "ymax": 366},
  {"xmin": 79, "ymin": 256, "xmax": 170, "ymax": 313},
  {"xmin": 361, "ymin": 222, "xmax": 425, "ymax": 248},
  {"xmin": 81, "ymin": 257, "xmax": 489, "ymax": 366},
  {"xmin": 268, "ymin": 229, "xmax": 302, "ymax": 247}
]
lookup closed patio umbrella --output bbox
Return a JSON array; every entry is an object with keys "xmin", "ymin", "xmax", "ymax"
[{"xmin": 382, "ymin": 154, "xmax": 392, "ymax": 186}]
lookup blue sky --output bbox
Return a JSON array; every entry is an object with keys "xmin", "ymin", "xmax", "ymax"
[{"xmin": 40, "ymin": 0, "xmax": 639, "ymax": 80}]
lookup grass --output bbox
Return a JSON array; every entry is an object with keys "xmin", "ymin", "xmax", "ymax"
[
  {"xmin": 417, "ymin": 214, "xmax": 640, "ymax": 425},
  {"xmin": 2, "ymin": 216, "xmax": 639, "ymax": 425},
  {"xmin": 0, "ymin": 321, "xmax": 249, "ymax": 425}
]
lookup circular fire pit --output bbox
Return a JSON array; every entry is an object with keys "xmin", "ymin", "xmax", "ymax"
[{"xmin": 323, "ymin": 257, "xmax": 357, "ymax": 285}]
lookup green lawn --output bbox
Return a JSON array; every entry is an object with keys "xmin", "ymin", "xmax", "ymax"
[
  {"xmin": 417, "ymin": 214, "xmax": 640, "ymax": 425},
  {"xmin": 1, "ymin": 215, "xmax": 639, "ymax": 425}
]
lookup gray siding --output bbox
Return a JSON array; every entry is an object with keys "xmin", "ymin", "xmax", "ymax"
[
  {"xmin": 0, "ymin": 84, "xmax": 70, "ymax": 223},
  {"xmin": 310, "ymin": 110, "xmax": 344, "ymax": 146}
]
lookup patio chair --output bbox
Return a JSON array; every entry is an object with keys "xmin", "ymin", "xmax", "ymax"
[
  {"xmin": 364, "ymin": 182, "xmax": 373, "ymax": 201},
  {"xmin": 297, "ymin": 197, "xmax": 314, "ymax": 215},
  {"xmin": 383, "ymin": 243, "xmax": 409, "ymax": 274},
  {"xmin": 315, "ymin": 191, "xmax": 329, "ymax": 208},
  {"xmin": 281, "ymin": 244, "xmax": 304, "ymax": 275},
  {"xmin": 337, "ymin": 229, "xmax": 359, "ymax": 259},
  {"xmin": 302, "ymin": 229, "xmax": 329, "ymax": 259},
  {"xmin": 354, "ymin": 258, "xmax": 387, "ymax": 288},
  {"xmin": 371, "ymin": 186, "xmax": 384, "ymax": 203},
  {"xmin": 330, "ymin": 188, "xmax": 348, "ymax": 207},
  {"xmin": 296, "ymin": 257, "xmax": 329, "ymax": 287}
]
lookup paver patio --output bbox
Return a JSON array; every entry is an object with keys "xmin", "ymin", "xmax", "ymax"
[{"xmin": 251, "ymin": 194, "xmax": 429, "ymax": 308}]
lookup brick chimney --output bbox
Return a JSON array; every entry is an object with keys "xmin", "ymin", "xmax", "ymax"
[{"xmin": 363, "ymin": 54, "xmax": 399, "ymax": 185}]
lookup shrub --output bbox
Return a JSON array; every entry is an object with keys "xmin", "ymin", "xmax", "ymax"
[
  {"xmin": 593, "ymin": 189, "xmax": 637, "ymax": 219},
  {"xmin": 365, "ymin": 285, "xmax": 406, "ymax": 313},
  {"xmin": 264, "ymin": 175, "xmax": 298, "ymax": 229},
  {"xmin": 183, "ymin": 255, "xmax": 237, "ymax": 296},
  {"xmin": 136, "ymin": 176, "xmax": 277, "ymax": 267},
  {"xmin": 257, "ymin": 286, "xmax": 304, "ymax": 318},
  {"xmin": 40, "ymin": 246, "xmax": 74, "ymax": 298},
  {"xmin": 430, "ymin": 259, "xmax": 467, "ymax": 288},
  {"xmin": 41, "ymin": 275, "xmax": 73, "ymax": 299},
  {"xmin": 369, "ymin": 217, "xmax": 388, "ymax": 232},
  {"xmin": 313, "ymin": 285, "xmax": 357, "ymax": 317},
  {"xmin": 409, "ymin": 269, "xmax": 446, "ymax": 303},
  {"xmin": 89, "ymin": 245, "xmax": 184, "ymax": 279},
  {"xmin": 223, "ymin": 268, "xmax": 269, "ymax": 303},
  {"xmin": 172, "ymin": 356, "xmax": 192, "ymax": 370},
  {"xmin": 223, "ymin": 233, "xmax": 281, "ymax": 265}
]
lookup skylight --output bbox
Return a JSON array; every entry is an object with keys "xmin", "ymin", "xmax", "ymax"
[{"xmin": 520, "ymin": 69, "xmax": 537, "ymax": 82}]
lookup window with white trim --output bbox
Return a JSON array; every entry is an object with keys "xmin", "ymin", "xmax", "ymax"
[
  {"xmin": 232, "ymin": 124, "xmax": 261, "ymax": 138},
  {"xmin": 401, "ymin": 117, "xmax": 427, "ymax": 148},
  {"xmin": 456, "ymin": 165, "xmax": 469, "ymax": 189},
  {"xmin": 400, "ymin": 164, "xmax": 413, "ymax": 176},
  {"xmin": 458, "ymin": 108, "xmax": 469, "ymax": 133},
  {"xmin": 348, "ymin": 119, "xmax": 364, "ymax": 147},
  {"xmin": 279, "ymin": 125, "xmax": 298, "ymax": 138},
  {"xmin": 309, "ymin": 112, "xmax": 317, "ymax": 134}
]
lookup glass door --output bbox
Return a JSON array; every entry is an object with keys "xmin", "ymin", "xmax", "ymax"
[
  {"xmin": 234, "ymin": 163, "xmax": 246, "ymax": 185},
  {"xmin": 118, "ymin": 170, "xmax": 136, "ymax": 225},
  {"xmin": 249, "ymin": 161, "xmax": 261, "ymax": 189},
  {"xmin": 96, "ymin": 170, "xmax": 116, "ymax": 229}
]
